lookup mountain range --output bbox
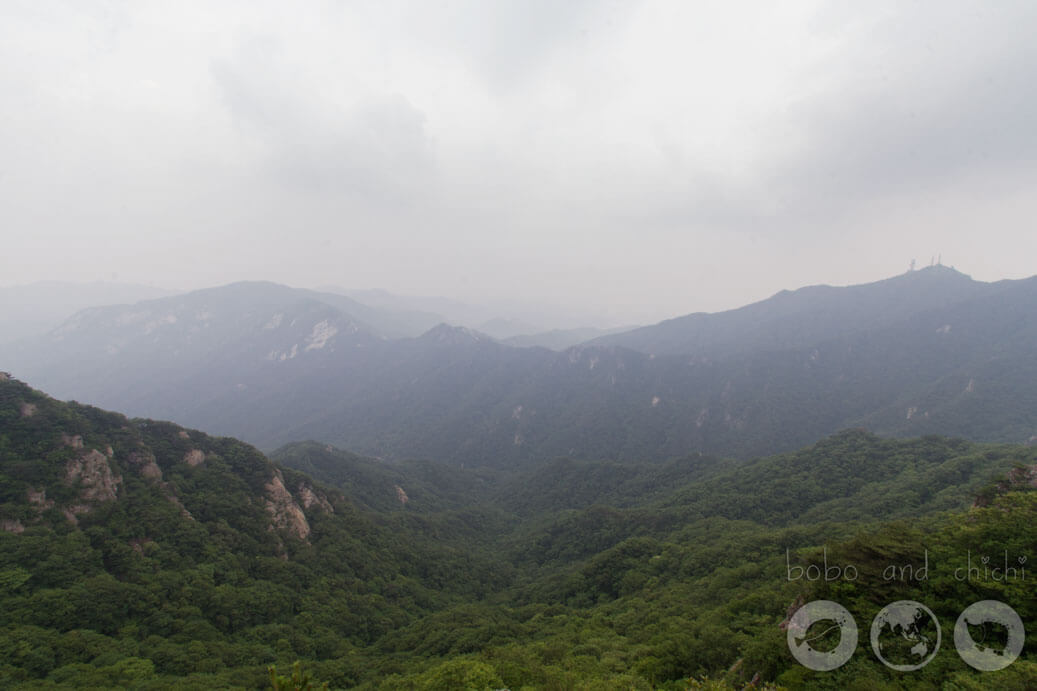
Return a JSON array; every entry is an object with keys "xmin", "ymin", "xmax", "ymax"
[
  {"xmin": 3, "ymin": 265, "xmax": 1036, "ymax": 465},
  {"xmin": 320, "ymin": 286, "xmax": 624, "ymax": 341},
  {"xmin": 2, "ymin": 374, "xmax": 1034, "ymax": 687},
  {"xmin": 0, "ymin": 281, "xmax": 179, "ymax": 345}
]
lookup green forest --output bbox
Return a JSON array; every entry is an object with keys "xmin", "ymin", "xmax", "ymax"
[{"xmin": 1, "ymin": 375, "xmax": 1035, "ymax": 689}]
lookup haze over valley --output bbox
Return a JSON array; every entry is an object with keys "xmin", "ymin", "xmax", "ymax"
[
  {"xmin": 2, "ymin": 2, "xmax": 1037, "ymax": 689},
  {"xmin": 4, "ymin": 265, "xmax": 1036, "ymax": 466}
]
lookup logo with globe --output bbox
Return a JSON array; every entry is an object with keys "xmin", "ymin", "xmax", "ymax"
[
  {"xmin": 870, "ymin": 600, "xmax": 941, "ymax": 671},
  {"xmin": 954, "ymin": 600, "xmax": 1025, "ymax": 671},
  {"xmin": 788, "ymin": 598, "xmax": 1025, "ymax": 672}
]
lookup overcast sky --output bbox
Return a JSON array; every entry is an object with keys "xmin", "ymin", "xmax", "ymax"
[{"xmin": 2, "ymin": 1, "xmax": 1035, "ymax": 325}]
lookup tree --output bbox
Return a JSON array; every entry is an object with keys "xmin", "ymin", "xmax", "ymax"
[{"xmin": 268, "ymin": 661, "xmax": 329, "ymax": 691}]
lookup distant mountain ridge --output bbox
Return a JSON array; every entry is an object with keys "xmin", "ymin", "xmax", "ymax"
[
  {"xmin": 3, "ymin": 267, "xmax": 1037, "ymax": 465},
  {"xmin": 587, "ymin": 265, "xmax": 1002, "ymax": 357},
  {"xmin": 320, "ymin": 285, "xmax": 617, "ymax": 339},
  {"xmin": 503, "ymin": 325, "xmax": 634, "ymax": 351},
  {"xmin": 0, "ymin": 281, "xmax": 179, "ymax": 345}
]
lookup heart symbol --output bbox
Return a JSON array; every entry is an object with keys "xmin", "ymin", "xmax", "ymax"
[
  {"xmin": 1019, "ymin": 556, "xmax": 1027, "ymax": 565},
  {"xmin": 981, "ymin": 556, "xmax": 990, "ymax": 564}
]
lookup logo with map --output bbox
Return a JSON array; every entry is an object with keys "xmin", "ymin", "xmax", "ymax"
[
  {"xmin": 870, "ymin": 600, "xmax": 941, "ymax": 671},
  {"xmin": 954, "ymin": 600, "xmax": 1025, "ymax": 671},
  {"xmin": 786, "ymin": 600, "xmax": 858, "ymax": 671},
  {"xmin": 789, "ymin": 598, "xmax": 1026, "ymax": 672}
]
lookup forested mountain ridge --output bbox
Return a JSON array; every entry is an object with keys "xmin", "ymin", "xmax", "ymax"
[
  {"xmin": 0, "ymin": 375, "xmax": 506, "ymax": 688},
  {"xmin": 278, "ymin": 433, "xmax": 1037, "ymax": 689},
  {"xmin": 262, "ymin": 275, "xmax": 1037, "ymax": 463},
  {"xmin": 270, "ymin": 440, "xmax": 501, "ymax": 515},
  {"xmin": 4, "ymin": 268, "xmax": 1037, "ymax": 466},
  {"xmin": 2, "ymin": 376, "xmax": 1036, "ymax": 687},
  {"xmin": 0, "ymin": 371, "xmax": 338, "ymax": 546}
]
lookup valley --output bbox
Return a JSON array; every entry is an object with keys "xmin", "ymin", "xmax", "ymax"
[{"xmin": 1, "ymin": 374, "xmax": 1035, "ymax": 688}]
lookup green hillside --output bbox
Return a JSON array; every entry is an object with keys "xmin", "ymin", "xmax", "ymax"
[
  {"xmin": 0, "ymin": 377, "xmax": 503, "ymax": 689},
  {"xmin": 1, "ymin": 375, "xmax": 1034, "ymax": 688}
]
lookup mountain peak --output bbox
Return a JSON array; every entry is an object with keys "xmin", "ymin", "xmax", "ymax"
[
  {"xmin": 418, "ymin": 323, "xmax": 493, "ymax": 346},
  {"xmin": 585, "ymin": 266, "xmax": 997, "ymax": 357},
  {"xmin": 901, "ymin": 264, "xmax": 972, "ymax": 281}
]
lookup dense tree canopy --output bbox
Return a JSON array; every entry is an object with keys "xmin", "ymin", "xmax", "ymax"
[{"xmin": 1, "ymin": 376, "xmax": 1035, "ymax": 688}]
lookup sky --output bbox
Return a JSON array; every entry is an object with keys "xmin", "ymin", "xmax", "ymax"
[{"xmin": 2, "ymin": 0, "xmax": 1036, "ymax": 326}]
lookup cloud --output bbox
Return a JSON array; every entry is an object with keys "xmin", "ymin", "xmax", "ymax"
[
  {"xmin": 398, "ymin": 0, "xmax": 615, "ymax": 88},
  {"xmin": 2, "ymin": 1, "xmax": 1036, "ymax": 322},
  {"xmin": 750, "ymin": 1, "xmax": 1037, "ymax": 218},
  {"xmin": 210, "ymin": 36, "xmax": 433, "ymax": 202}
]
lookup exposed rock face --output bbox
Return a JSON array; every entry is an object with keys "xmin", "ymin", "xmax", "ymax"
[
  {"xmin": 129, "ymin": 450, "xmax": 163, "ymax": 480},
  {"xmin": 395, "ymin": 485, "xmax": 410, "ymax": 505},
  {"xmin": 27, "ymin": 488, "xmax": 54, "ymax": 510},
  {"xmin": 65, "ymin": 449, "xmax": 122, "ymax": 503},
  {"xmin": 178, "ymin": 430, "xmax": 190, "ymax": 440},
  {"xmin": 19, "ymin": 402, "xmax": 37, "ymax": 418},
  {"xmin": 1006, "ymin": 464, "xmax": 1037, "ymax": 488},
  {"xmin": 129, "ymin": 538, "xmax": 154, "ymax": 555},
  {"xmin": 1, "ymin": 519, "xmax": 24, "ymax": 534},
  {"xmin": 974, "ymin": 463, "xmax": 1037, "ymax": 506},
  {"xmin": 297, "ymin": 484, "xmax": 334, "ymax": 514},
  {"xmin": 125, "ymin": 447, "xmax": 190, "ymax": 517},
  {"xmin": 167, "ymin": 494, "xmax": 193, "ymax": 520},
  {"xmin": 61, "ymin": 433, "xmax": 84, "ymax": 449},
  {"xmin": 779, "ymin": 595, "xmax": 806, "ymax": 632},
  {"xmin": 63, "ymin": 505, "xmax": 92, "ymax": 525},
  {"xmin": 264, "ymin": 472, "xmax": 310, "ymax": 540}
]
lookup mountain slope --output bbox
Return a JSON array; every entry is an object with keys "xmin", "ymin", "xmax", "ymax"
[
  {"xmin": 502, "ymin": 325, "xmax": 635, "ymax": 351},
  {"xmin": 270, "ymin": 440, "xmax": 500, "ymax": 515},
  {"xmin": 4, "ymin": 270, "xmax": 1037, "ymax": 466},
  {"xmin": 0, "ymin": 281, "xmax": 379, "ymax": 423},
  {"xmin": 587, "ymin": 265, "xmax": 1001, "ymax": 357},
  {"xmin": 3, "ymin": 376, "xmax": 1035, "ymax": 688},
  {"xmin": 322, "ymin": 286, "xmax": 614, "ymax": 339},
  {"xmin": 0, "ymin": 281, "xmax": 178, "ymax": 345},
  {"xmin": 0, "ymin": 375, "xmax": 506, "ymax": 688},
  {"xmin": 264, "ymin": 277, "xmax": 1037, "ymax": 463},
  {"xmin": 263, "ymin": 431, "xmax": 1037, "ymax": 689}
]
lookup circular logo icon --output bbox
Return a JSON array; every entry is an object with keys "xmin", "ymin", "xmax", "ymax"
[
  {"xmin": 787, "ymin": 600, "xmax": 858, "ymax": 671},
  {"xmin": 870, "ymin": 600, "xmax": 941, "ymax": 671},
  {"xmin": 954, "ymin": 600, "xmax": 1025, "ymax": 671}
]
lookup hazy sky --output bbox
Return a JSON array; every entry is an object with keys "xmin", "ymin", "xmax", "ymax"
[{"xmin": 2, "ymin": 1, "xmax": 1035, "ymax": 325}]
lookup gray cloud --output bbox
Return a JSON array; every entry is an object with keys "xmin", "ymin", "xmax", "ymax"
[
  {"xmin": 210, "ymin": 39, "xmax": 433, "ymax": 202},
  {"xmin": 400, "ymin": 0, "xmax": 616, "ymax": 87},
  {"xmin": 770, "ymin": 1, "xmax": 1037, "ymax": 210},
  {"xmin": 1, "ymin": 1, "xmax": 1035, "ymax": 324}
]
